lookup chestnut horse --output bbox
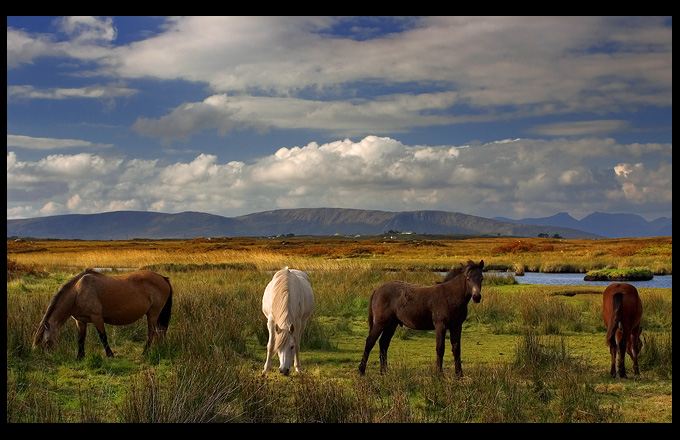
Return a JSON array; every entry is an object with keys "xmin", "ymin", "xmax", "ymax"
[
  {"xmin": 33, "ymin": 269, "xmax": 172, "ymax": 359},
  {"xmin": 602, "ymin": 282, "xmax": 643, "ymax": 378},
  {"xmin": 358, "ymin": 260, "xmax": 484, "ymax": 376}
]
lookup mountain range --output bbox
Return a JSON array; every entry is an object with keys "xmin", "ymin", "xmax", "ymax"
[
  {"xmin": 494, "ymin": 212, "xmax": 671, "ymax": 238},
  {"xmin": 7, "ymin": 208, "xmax": 670, "ymax": 240}
]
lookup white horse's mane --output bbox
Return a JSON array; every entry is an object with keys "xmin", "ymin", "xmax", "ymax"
[
  {"xmin": 270, "ymin": 268, "xmax": 293, "ymax": 349},
  {"xmin": 262, "ymin": 266, "xmax": 315, "ymax": 374}
]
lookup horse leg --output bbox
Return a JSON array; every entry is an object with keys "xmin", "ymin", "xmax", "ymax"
[
  {"xmin": 358, "ymin": 324, "xmax": 383, "ymax": 375},
  {"xmin": 75, "ymin": 320, "xmax": 87, "ymax": 360},
  {"xmin": 91, "ymin": 316, "xmax": 114, "ymax": 357},
  {"xmin": 262, "ymin": 316, "xmax": 276, "ymax": 375},
  {"xmin": 630, "ymin": 326, "xmax": 642, "ymax": 376},
  {"xmin": 609, "ymin": 342, "xmax": 617, "ymax": 378},
  {"xmin": 378, "ymin": 323, "xmax": 397, "ymax": 375},
  {"xmin": 293, "ymin": 321, "xmax": 305, "ymax": 373},
  {"xmin": 449, "ymin": 323, "xmax": 464, "ymax": 377},
  {"xmin": 616, "ymin": 329, "xmax": 627, "ymax": 378},
  {"xmin": 434, "ymin": 323, "xmax": 447, "ymax": 373},
  {"xmin": 144, "ymin": 313, "xmax": 161, "ymax": 353}
]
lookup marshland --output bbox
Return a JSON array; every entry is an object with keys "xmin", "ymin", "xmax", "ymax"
[{"xmin": 7, "ymin": 235, "xmax": 672, "ymax": 422}]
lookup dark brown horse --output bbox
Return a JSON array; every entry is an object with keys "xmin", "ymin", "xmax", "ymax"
[
  {"xmin": 603, "ymin": 282, "xmax": 643, "ymax": 378},
  {"xmin": 33, "ymin": 269, "xmax": 172, "ymax": 359},
  {"xmin": 358, "ymin": 260, "xmax": 484, "ymax": 376}
]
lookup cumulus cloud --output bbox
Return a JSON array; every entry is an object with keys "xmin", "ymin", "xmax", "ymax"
[
  {"xmin": 7, "ymin": 136, "xmax": 672, "ymax": 220},
  {"xmin": 9, "ymin": 17, "xmax": 672, "ymax": 141},
  {"xmin": 7, "ymin": 16, "xmax": 115, "ymax": 67}
]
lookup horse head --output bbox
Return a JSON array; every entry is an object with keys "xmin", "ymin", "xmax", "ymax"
[
  {"xmin": 275, "ymin": 324, "xmax": 296, "ymax": 375},
  {"xmin": 465, "ymin": 260, "xmax": 484, "ymax": 303},
  {"xmin": 33, "ymin": 320, "xmax": 59, "ymax": 351}
]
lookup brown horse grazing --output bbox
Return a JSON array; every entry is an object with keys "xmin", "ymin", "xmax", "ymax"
[
  {"xmin": 358, "ymin": 260, "xmax": 484, "ymax": 376},
  {"xmin": 602, "ymin": 282, "xmax": 643, "ymax": 378},
  {"xmin": 33, "ymin": 269, "xmax": 172, "ymax": 359}
]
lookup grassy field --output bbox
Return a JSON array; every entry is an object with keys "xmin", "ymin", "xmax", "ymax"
[{"xmin": 7, "ymin": 236, "xmax": 672, "ymax": 422}]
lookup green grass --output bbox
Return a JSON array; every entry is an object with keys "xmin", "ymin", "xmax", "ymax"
[
  {"xmin": 7, "ymin": 266, "xmax": 672, "ymax": 423},
  {"xmin": 584, "ymin": 267, "xmax": 654, "ymax": 281}
]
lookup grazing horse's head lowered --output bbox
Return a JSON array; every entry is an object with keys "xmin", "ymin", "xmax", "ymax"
[
  {"xmin": 262, "ymin": 267, "xmax": 315, "ymax": 376},
  {"xmin": 33, "ymin": 269, "xmax": 172, "ymax": 359},
  {"xmin": 274, "ymin": 323, "xmax": 297, "ymax": 375}
]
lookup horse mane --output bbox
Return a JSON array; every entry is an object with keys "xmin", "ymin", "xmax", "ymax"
[
  {"xmin": 443, "ymin": 265, "xmax": 465, "ymax": 282},
  {"xmin": 270, "ymin": 268, "xmax": 294, "ymax": 352},
  {"xmin": 33, "ymin": 268, "xmax": 96, "ymax": 345},
  {"xmin": 442, "ymin": 260, "xmax": 481, "ymax": 282}
]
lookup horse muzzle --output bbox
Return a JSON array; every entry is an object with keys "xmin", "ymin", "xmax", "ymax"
[
  {"xmin": 279, "ymin": 367, "xmax": 290, "ymax": 376},
  {"xmin": 472, "ymin": 293, "xmax": 481, "ymax": 303}
]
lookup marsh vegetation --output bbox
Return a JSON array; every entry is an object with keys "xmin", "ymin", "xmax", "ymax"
[{"xmin": 7, "ymin": 236, "xmax": 672, "ymax": 422}]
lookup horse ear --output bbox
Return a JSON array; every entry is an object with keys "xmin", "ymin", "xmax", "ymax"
[{"xmin": 479, "ymin": 260, "xmax": 484, "ymax": 269}]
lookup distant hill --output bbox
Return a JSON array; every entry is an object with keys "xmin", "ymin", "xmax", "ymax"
[
  {"xmin": 7, "ymin": 208, "xmax": 604, "ymax": 240},
  {"xmin": 494, "ymin": 212, "xmax": 672, "ymax": 238}
]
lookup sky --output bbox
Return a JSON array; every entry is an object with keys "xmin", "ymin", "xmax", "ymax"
[{"xmin": 7, "ymin": 16, "xmax": 673, "ymax": 222}]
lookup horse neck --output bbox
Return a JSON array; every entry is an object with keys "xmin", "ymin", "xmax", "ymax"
[
  {"xmin": 443, "ymin": 271, "xmax": 472, "ymax": 302},
  {"xmin": 44, "ymin": 284, "xmax": 77, "ymax": 329}
]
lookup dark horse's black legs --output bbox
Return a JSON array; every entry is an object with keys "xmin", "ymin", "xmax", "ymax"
[
  {"xmin": 360, "ymin": 322, "xmax": 465, "ymax": 376},
  {"xmin": 435, "ymin": 324, "xmax": 446, "ymax": 372},
  {"xmin": 92, "ymin": 318, "xmax": 114, "ymax": 357},
  {"xmin": 359, "ymin": 322, "xmax": 398, "ymax": 375},
  {"xmin": 98, "ymin": 330, "xmax": 114, "ymax": 357},
  {"xmin": 450, "ymin": 323, "xmax": 463, "ymax": 377},
  {"xmin": 75, "ymin": 319, "xmax": 114, "ymax": 358},
  {"xmin": 76, "ymin": 320, "xmax": 87, "ymax": 360},
  {"xmin": 378, "ymin": 324, "xmax": 397, "ymax": 374},
  {"xmin": 358, "ymin": 326, "xmax": 381, "ymax": 375}
]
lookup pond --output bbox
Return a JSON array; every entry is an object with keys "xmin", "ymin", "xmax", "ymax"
[{"xmin": 515, "ymin": 272, "xmax": 672, "ymax": 289}]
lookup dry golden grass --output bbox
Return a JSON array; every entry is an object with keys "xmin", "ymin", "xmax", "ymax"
[
  {"xmin": 6, "ymin": 235, "xmax": 672, "ymax": 423},
  {"xmin": 7, "ymin": 236, "xmax": 672, "ymax": 275}
]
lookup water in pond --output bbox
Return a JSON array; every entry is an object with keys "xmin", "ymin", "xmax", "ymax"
[{"xmin": 515, "ymin": 272, "xmax": 672, "ymax": 289}]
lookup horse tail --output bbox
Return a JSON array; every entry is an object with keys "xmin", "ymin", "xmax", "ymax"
[
  {"xmin": 606, "ymin": 292, "xmax": 623, "ymax": 348},
  {"xmin": 157, "ymin": 276, "xmax": 173, "ymax": 332}
]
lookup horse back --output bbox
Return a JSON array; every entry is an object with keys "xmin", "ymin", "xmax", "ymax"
[
  {"xmin": 288, "ymin": 269, "xmax": 315, "ymax": 320},
  {"xmin": 78, "ymin": 270, "xmax": 171, "ymax": 325},
  {"xmin": 371, "ymin": 281, "xmax": 441, "ymax": 330},
  {"xmin": 603, "ymin": 283, "xmax": 643, "ymax": 329},
  {"xmin": 263, "ymin": 268, "xmax": 314, "ymax": 325}
]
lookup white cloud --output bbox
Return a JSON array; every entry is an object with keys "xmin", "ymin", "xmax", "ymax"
[
  {"xmin": 528, "ymin": 120, "xmax": 629, "ymax": 137},
  {"xmin": 7, "ymin": 134, "xmax": 113, "ymax": 150},
  {"xmin": 7, "ymin": 84, "xmax": 137, "ymax": 101},
  {"xmin": 9, "ymin": 17, "xmax": 671, "ymax": 140},
  {"xmin": 56, "ymin": 16, "xmax": 116, "ymax": 43},
  {"xmin": 7, "ymin": 136, "xmax": 672, "ymax": 220},
  {"xmin": 114, "ymin": 16, "xmax": 671, "ymax": 142},
  {"xmin": 7, "ymin": 16, "xmax": 115, "ymax": 67}
]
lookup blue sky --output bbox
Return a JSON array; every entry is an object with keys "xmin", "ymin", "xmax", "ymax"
[{"xmin": 7, "ymin": 16, "xmax": 672, "ymax": 221}]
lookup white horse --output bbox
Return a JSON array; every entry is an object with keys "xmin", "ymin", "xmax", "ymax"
[{"xmin": 262, "ymin": 267, "xmax": 315, "ymax": 375}]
